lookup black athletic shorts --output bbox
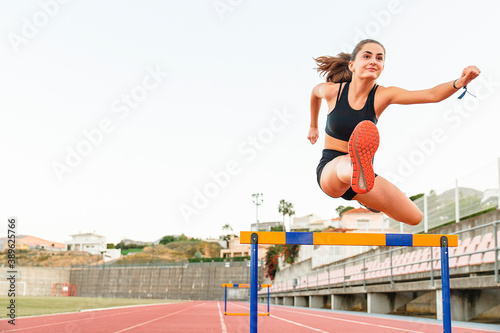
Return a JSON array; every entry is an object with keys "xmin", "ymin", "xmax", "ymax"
[{"xmin": 316, "ymin": 149, "xmax": 377, "ymax": 201}]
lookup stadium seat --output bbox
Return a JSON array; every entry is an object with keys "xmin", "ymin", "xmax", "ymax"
[
  {"xmin": 457, "ymin": 235, "xmax": 481, "ymax": 267},
  {"xmin": 409, "ymin": 249, "xmax": 423, "ymax": 273},
  {"xmin": 468, "ymin": 232, "xmax": 492, "ymax": 266},
  {"xmin": 417, "ymin": 248, "xmax": 431, "ymax": 273},
  {"xmin": 482, "ymin": 231, "xmax": 500, "ymax": 264},
  {"xmin": 376, "ymin": 258, "xmax": 391, "ymax": 278},
  {"xmin": 449, "ymin": 239, "xmax": 467, "ymax": 269},
  {"xmin": 432, "ymin": 247, "xmax": 441, "ymax": 271},
  {"xmin": 320, "ymin": 271, "xmax": 330, "ymax": 286},
  {"xmin": 367, "ymin": 261, "xmax": 380, "ymax": 279},
  {"xmin": 395, "ymin": 252, "xmax": 411, "ymax": 275},
  {"xmin": 403, "ymin": 251, "xmax": 417, "ymax": 274}
]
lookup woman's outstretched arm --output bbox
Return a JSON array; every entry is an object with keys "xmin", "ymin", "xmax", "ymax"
[{"xmin": 380, "ymin": 65, "xmax": 480, "ymax": 107}]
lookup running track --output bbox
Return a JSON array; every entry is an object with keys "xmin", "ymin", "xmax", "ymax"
[{"xmin": 1, "ymin": 301, "xmax": 499, "ymax": 333}]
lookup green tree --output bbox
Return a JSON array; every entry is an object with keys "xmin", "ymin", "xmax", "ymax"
[
  {"xmin": 270, "ymin": 225, "xmax": 284, "ymax": 232},
  {"xmin": 178, "ymin": 234, "xmax": 189, "ymax": 242},
  {"xmin": 159, "ymin": 235, "xmax": 176, "ymax": 245},
  {"xmin": 106, "ymin": 243, "xmax": 115, "ymax": 249},
  {"xmin": 336, "ymin": 205, "xmax": 355, "ymax": 217},
  {"xmin": 409, "ymin": 193, "xmax": 424, "ymax": 201}
]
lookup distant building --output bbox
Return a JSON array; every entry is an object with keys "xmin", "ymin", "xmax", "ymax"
[
  {"xmin": 65, "ymin": 232, "xmax": 106, "ymax": 255},
  {"xmin": 309, "ymin": 219, "xmax": 332, "ymax": 231},
  {"xmin": 103, "ymin": 249, "xmax": 122, "ymax": 262},
  {"xmin": 250, "ymin": 221, "xmax": 282, "ymax": 231},
  {"xmin": 311, "ymin": 208, "xmax": 395, "ymax": 268},
  {"xmin": 339, "ymin": 207, "xmax": 389, "ymax": 232},
  {"xmin": 205, "ymin": 237, "xmax": 227, "ymax": 249},
  {"xmin": 220, "ymin": 235, "xmax": 268, "ymax": 260},
  {"xmin": 290, "ymin": 213, "xmax": 322, "ymax": 231}
]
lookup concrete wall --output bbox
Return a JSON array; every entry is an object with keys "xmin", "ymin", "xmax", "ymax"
[
  {"xmin": 0, "ymin": 267, "xmax": 70, "ymax": 296},
  {"xmin": 70, "ymin": 262, "xmax": 258, "ymax": 300}
]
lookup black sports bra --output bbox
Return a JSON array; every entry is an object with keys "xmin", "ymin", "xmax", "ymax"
[{"xmin": 325, "ymin": 81, "xmax": 378, "ymax": 141}]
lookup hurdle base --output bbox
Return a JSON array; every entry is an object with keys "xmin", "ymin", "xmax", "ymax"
[{"xmin": 225, "ymin": 312, "xmax": 269, "ymax": 316}]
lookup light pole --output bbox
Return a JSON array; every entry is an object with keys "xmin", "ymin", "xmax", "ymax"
[{"xmin": 252, "ymin": 193, "xmax": 263, "ymax": 231}]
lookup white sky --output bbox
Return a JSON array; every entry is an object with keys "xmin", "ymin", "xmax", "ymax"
[{"xmin": 0, "ymin": 0, "xmax": 499, "ymax": 244}]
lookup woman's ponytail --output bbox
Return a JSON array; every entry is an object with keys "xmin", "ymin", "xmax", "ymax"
[{"xmin": 314, "ymin": 52, "xmax": 352, "ymax": 83}]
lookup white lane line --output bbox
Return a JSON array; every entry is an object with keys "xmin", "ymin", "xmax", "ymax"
[
  {"xmin": 112, "ymin": 302, "xmax": 205, "ymax": 333},
  {"xmin": 217, "ymin": 302, "xmax": 228, "ymax": 333},
  {"xmin": 3, "ymin": 307, "xmax": 148, "ymax": 332},
  {"xmin": 270, "ymin": 315, "xmax": 331, "ymax": 333},
  {"xmin": 273, "ymin": 307, "xmax": 425, "ymax": 333},
  {"xmin": 229, "ymin": 302, "xmax": 329, "ymax": 332}
]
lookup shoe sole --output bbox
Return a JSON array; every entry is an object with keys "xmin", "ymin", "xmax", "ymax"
[{"xmin": 348, "ymin": 120, "xmax": 379, "ymax": 194}]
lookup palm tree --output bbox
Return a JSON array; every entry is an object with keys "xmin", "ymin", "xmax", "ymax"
[
  {"xmin": 278, "ymin": 200, "xmax": 288, "ymax": 231},
  {"xmin": 286, "ymin": 203, "xmax": 295, "ymax": 230},
  {"xmin": 222, "ymin": 224, "xmax": 233, "ymax": 232},
  {"xmin": 278, "ymin": 200, "xmax": 295, "ymax": 232},
  {"xmin": 221, "ymin": 224, "xmax": 233, "ymax": 248}
]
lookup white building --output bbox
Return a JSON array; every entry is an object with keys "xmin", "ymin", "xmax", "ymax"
[
  {"xmin": 290, "ymin": 213, "xmax": 322, "ymax": 231},
  {"xmin": 65, "ymin": 232, "xmax": 107, "ymax": 255},
  {"xmin": 250, "ymin": 221, "xmax": 283, "ymax": 231}
]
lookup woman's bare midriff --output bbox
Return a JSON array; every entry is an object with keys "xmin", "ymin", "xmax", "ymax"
[{"xmin": 325, "ymin": 134, "xmax": 348, "ymax": 152}]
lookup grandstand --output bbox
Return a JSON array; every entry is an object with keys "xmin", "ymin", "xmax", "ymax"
[{"xmin": 259, "ymin": 210, "xmax": 500, "ymax": 322}]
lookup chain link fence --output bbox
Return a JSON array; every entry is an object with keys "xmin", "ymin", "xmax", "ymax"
[{"xmin": 389, "ymin": 159, "xmax": 499, "ymax": 233}]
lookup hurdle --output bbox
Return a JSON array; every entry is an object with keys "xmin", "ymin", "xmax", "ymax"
[
  {"xmin": 240, "ymin": 231, "xmax": 458, "ymax": 333},
  {"xmin": 222, "ymin": 283, "xmax": 271, "ymax": 316}
]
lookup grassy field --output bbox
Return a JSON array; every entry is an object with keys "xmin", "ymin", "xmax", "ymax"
[{"xmin": 1, "ymin": 296, "xmax": 184, "ymax": 318}]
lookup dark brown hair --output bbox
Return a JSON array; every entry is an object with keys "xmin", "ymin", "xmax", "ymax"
[{"xmin": 314, "ymin": 39, "xmax": 386, "ymax": 83}]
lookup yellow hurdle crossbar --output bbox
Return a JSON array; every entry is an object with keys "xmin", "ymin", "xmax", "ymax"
[
  {"xmin": 240, "ymin": 231, "xmax": 458, "ymax": 247},
  {"xmin": 222, "ymin": 283, "xmax": 272, "ymax": 288}
]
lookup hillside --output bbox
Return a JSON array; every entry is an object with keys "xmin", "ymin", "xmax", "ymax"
[
  {"xmin": 0, "ymin": 250, "xmax": 102, "ymax": 267},
  {"xmin": 115, "ymin": 240, "xmax": 222, "ymax": 264},
  {"xmin": 1, "ymin": 240, "xmax": 222, "ymax": 267}
]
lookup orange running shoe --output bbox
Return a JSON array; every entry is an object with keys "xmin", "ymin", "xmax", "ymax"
[{"xmin": 348, "ymin": 120, "xmax": 379, "ymax": 194}]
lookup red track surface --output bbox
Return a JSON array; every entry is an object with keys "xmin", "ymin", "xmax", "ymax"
[{"xmin": 1, "ymin": 301, "xmax": 499, "ymax": 333}]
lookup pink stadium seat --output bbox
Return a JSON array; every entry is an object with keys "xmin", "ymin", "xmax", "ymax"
[
  {"xmin": 482, "ymin": 231, "xmax": 500, "ymax": 264},
  {"xmin": 449, "ymin": 239, "xmax": 467, "ymax": 269},
  {"xmin": 318, "ymin": 272, "xmax": 329, "ymax": 286},
  {"xmin": 377, "ymin": 258, "xmax": 390, "ymax": 278},
  {"xmin": 410, "ymin": 249, "xmax": 423, "ymax": 273},
  {"xmin": 432, "ymin": 247, "xmax": 442, "ymax": 270},
  {"xmin": 469, "ymin": 232, "xmax": 493, "ymax": 266},
  {"xmin": 368, "ymin": 261, "xmax": 381, "ymax": 279},
  {"xmin": 329, "ymin": 268, "xmax": 342, "ymax": 284},
  {"xmin": 351, "ymin": 264, "xmax": 364, "ymax": 281},
  {"xmin": 364, "ymin": 260, "xmax": 375, "ymax": 279},
  {"xmin": 457, "ymin": 235, "xmax": 481, "ymax": 267},
  {"xmin": 390, "ymin": 253, "xmax": 400, "ymax": 272},
  {"xmin": 402, "ymin": 251, "xmax": 416, "ymax": 274},
  {"xmin": 395, "ymin": 252, "xmax": 411, "ymax": 275},
  {"xmin": 417, "ymin": 248, "xmax": 431, "ymax": 273}
]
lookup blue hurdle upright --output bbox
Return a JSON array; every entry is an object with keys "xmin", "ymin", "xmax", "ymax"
[{"xmin": 240, "ymin": 231, "xmax": 458, "ymax": 333}]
